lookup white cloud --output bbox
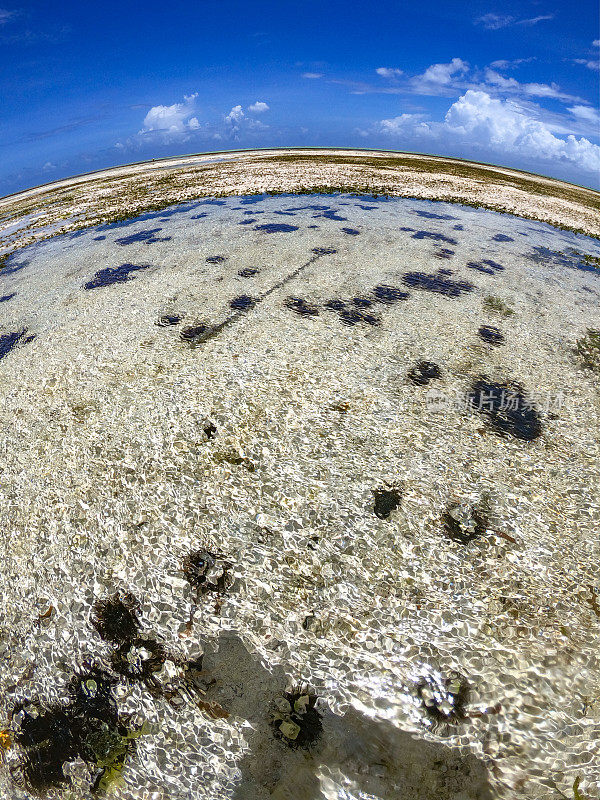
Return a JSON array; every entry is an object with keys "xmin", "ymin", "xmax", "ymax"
[
  {"xmin": 476, "ymin": 13, "xmax": 515, "ymax": 29},
  {"xmin": 475, "ymin": 12, "xmax": 553, "ymax": 29},
  {"xmin": 420, "ymin": 57, "xmax": 469, "ymax": 85},
  {"xmin": 225, "ymin": 104, "xmax": 244, "ymax": 125},
  {"xmin": 594, "ymin": 40, "xmax": 600, "ymax": 47},
  {"xmin": 568, "ymin": 105, "xmax": 600, "ymax": 124},
  {"xmin": 516, "ymin": 14, "xmax": 553, "ymax": 26},
  {"xmin": 0, "ymin": 8, "xmax": 15, "ymax": 24},
  {"xmin": 574, "ymin": 58, "xmax": 600, "ymax": 71},
  {"xmin": 247, "ymin": 101, "xmax": 269, "ymax": 113},
  {"xmin": 489, "ymin": 58, "xmax": 535, "ymax": 69},
  {"xmin": 302, "ymin": 72, "xmax": 323, "ymax": 79},
  {"xmin": 376, "ymin": 67, "xmax": 404, "ymax": 79},
  {"xmin": 484, "ymin": 69, "xmax": 581, "ymax": 102},
  {"xmin": 376, "ymin": 90, "xmax": 600, "ymax": 176},
  {"xmin": 139, "ymin": 93, "xmax": 200, "ymax": 141},
  {"xmin": 379, "ymin": 113, "xmax": 429, "ymax": 136}
]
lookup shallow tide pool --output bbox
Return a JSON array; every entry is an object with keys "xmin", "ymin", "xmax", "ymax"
[{"xmin": 0, "ymin": 194, "xmax": 599, "ymax": 800}]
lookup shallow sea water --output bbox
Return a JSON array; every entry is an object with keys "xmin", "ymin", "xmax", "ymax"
[{"xmin": 0, "ymin": 194, "xmax": 599, "ymax": 800}]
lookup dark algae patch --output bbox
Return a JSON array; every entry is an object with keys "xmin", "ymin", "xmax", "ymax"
[
  {"xmin": 0, "ymin": 292, "xmax": 15, "ymax": 302},
  {"xmin": 84, "ymin": 263, "xmax": 150, "ymax": 290},
  {"xmin": 112, "ymin": 638, "xmax": 168, "ymax": 688},
  {"xmin": 180, "ymin": 324, "xmax": 211, "ymax": 343},
  {"xmin": 312, "ymin": 246, "xmax": 337, "ymax": 255},
  {"xmin": 12, "ymin": 667, "xmax": 140, "ymax": 795},
  {"xmin": 206, "ymin": 255, "xmax": 227, "ymax": 264},
  {"xmin": 478, "ymin": 325, "xmax": 505, "ymax": 346},
  {"xmin": 285, "ymin": 297, "xmax": 319, "ymax": 317},
  {"xmin": 469, "ymin": 377, "xmax": 543, "ymax": 441},
  {"xmin": 254, "ymin": 223, "xmax": 299, "ymax": 233},
  {"xmin": 341, "ymin": 227, "xmax": 360, "ymax": 235},
  {"xmin": 407, "ymin": 361, "xmax": 442, "ymax": 386},
  {"xmin": 373, "ymin": 487, "xmax": 402, "ymax": 519},
  {"xmin": 271, "ymin": 687, "xmax": 322, "ymax": 748},
  {"xmin": 372, "ymin": 284, "xmax": 409, "ymax": 304},
  {"xmin": 324, "ymin": 299, "xmax": 380, "ymax": 327},
  {"xmin": 492, "ymin": 233, "xmax": 514, "ymax": 242},
  {"xmin": 92, "ymin": 593, "xmax": 141, "ymax": 645},
  {"xmin": 115, "ymin": 228, "xmax": 171, "ymax": 246},
  {"xmin": 338, "ymin": 309, "xmax": 380, "ymax": 326},
  {"xmin": 156, "ymin": 313, "xmax": 182, "ymax": 327},
  {"xmin": 414, "ymin": 210, "xmax": 457, "ymax": 220},
  {"xmin": 467, "ymin": 259, "xmax": 504, "ymax": 275},
  {"xmin": 575, "ymin": 328, "xmax": 600, "ymax": 373},
  {"xmin": 229, "ymin": 294, "xmax": 256, "ymax": 311},
  {"xmin": 402, "ymin": 270, "xmax": 474, "ymax": 297},
  {"xmin": 411, "ymin": 231, "xmax": 458, "ymax": 245},
  {"xmin": 483, "ymin": 295, "xmax": 514, "ymax": 316},
  {"xmin": 238, "ymin": 268, "xmax": 259, "ymax": 277},
  {"xmin": 0, "ymin": 329, "xmax": 28, "ymax": 361},
  {"xmin": 526, "ymin": 246, "xmax": 600, "ymax": 274}
]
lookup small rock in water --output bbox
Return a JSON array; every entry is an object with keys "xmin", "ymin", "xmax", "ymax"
[
  {"xmin": 373, "ymin": 487, "xmax": 402, "ymax": 519},
  {"xmin": 407, "ymin": 361, "xmax": 442, "ymax": 386}
]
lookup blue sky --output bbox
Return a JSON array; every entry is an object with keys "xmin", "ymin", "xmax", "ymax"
[{"xmin": 0, "ymin": 0, "xmax": 598, "ymax": 195}]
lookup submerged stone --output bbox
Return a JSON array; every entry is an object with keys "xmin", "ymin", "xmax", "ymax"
[
  {"xmin": 442, "ymin": 501, "xmax": 488, "ymax": 544},
  {"xmin": 415, "ymin": 671, "xmax": 469, "ymax": 725},
  {"xmin": 238, "ymin": 268, "xmax": 259, "ymax": 277},
  {"xmin": 271, "ymin": 688, "xmax": 322, "ymax": 748}
]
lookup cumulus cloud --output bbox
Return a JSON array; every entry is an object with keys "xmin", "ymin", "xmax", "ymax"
[
  {"xmin": 139, "ymin": 94, "xmax": 200, "ymax": 141},
  {"xmin": 475, "ymin": 12, "xmax": 553, "ymax": 29},
  {"xmin": 225, "ymin": 104, "xmax": 244, "ymax": 124},
  {"xmin": 420, "ymin": 58, "xmax": 469, "ymax": 85},
  {"xmin": 594, "ymin": 40, "xmax": 600, "ymax": 47},
  {"xmin": 247, "ymin": 101, "xmax": 269, "ymax": 113},
  {"xmin": 376, "ymin": 90, "xmax": 600, "ymax": 176},
  {"xmin": 376, "ymin": 67, "xmax": 404, "ymax": 79},
  {"xmin": 302, "ymin": 72, "xmax": 323, "ymax": 79}
]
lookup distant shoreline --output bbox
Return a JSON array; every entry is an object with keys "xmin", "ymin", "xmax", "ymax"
[{"xmin": 1, "ymin": 149, "xmax": 599, "ymax": 255}]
